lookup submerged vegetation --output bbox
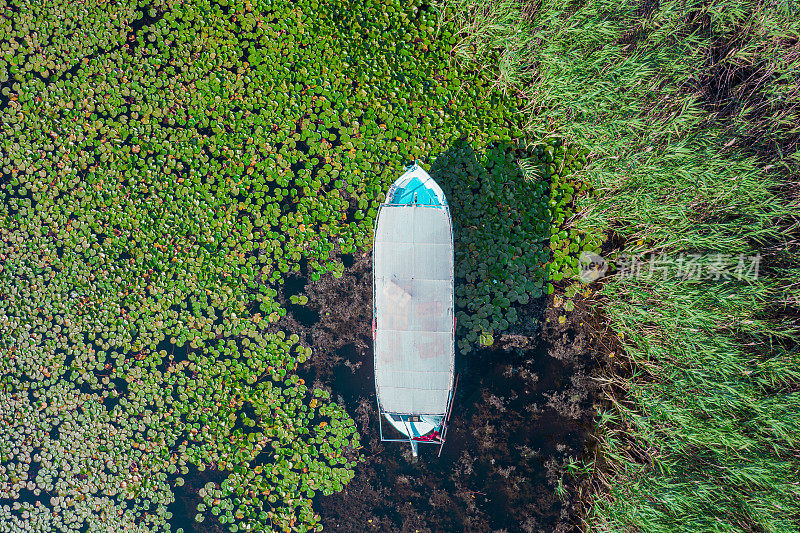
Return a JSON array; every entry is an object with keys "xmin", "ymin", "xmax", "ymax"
[
  {"xmin": 447, "ymin": 0, "xmax": 800, "ymax": 530},
  {"xmin": 0, "ymin": 0, "xmax": 563, "ymax": 530}
]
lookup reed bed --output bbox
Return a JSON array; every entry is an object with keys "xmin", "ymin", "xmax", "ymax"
[{"xmin": 441, "ymin": 0, "xmax": 800, "ymax": 529}]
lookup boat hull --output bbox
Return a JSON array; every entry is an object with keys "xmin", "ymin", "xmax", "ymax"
[{"xmin": 373, "ymin": 164, "xmax": 455, "ymax": 453}]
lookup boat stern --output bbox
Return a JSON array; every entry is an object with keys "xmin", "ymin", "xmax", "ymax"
[{"xmin": 381, "ymin": 413, "xmax": 444, "ymax": 457}]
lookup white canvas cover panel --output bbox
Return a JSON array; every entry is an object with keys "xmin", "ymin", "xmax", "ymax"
[{"xmin": 374, "ymin": 205, "xmax": 454, "ymax": 415}]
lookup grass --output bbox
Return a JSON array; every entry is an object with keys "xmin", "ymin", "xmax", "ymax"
[{"xmin": 441, "ymin": 0, "xmax": 800, "ymax": 530}]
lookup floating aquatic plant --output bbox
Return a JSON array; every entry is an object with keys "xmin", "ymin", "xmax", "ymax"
[
  {"xmin": 536, "ymin": 139, "xmax": 600, "ymax": 285},
  {"xmin": 0, "ymin": 0, "xmax": 537, "ymax": 530},
  {"xmin": 429, "ymin": 136, "xmax": 596, "ymax": 353}
]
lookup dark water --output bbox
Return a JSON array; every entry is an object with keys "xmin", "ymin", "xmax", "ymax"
[
  {"xmin": 281, "ymin": 272, "xmax": 321, "ymax": 327},
  {"xmin": 316, "ymin": 334, "xmax": 591, "ymax": 532},
  {"xmin": 167, "ymin": 466, "xmax": 226, "ymax": 533},
  {"xmin": 164, "ymin": 245, "xmax": 594, "ymax": 532}
]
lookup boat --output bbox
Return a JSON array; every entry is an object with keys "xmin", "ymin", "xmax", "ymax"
[{"xmin": 372, "ymin": 162, "xmax": 456, "ymax": 457}]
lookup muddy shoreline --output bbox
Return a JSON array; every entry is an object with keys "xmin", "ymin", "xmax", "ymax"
[{"xmin": 280, "ymin": 251, "xmax": 601, "ymax": 532}]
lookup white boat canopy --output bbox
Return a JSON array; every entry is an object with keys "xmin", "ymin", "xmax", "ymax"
[{"xmin": 373, "ymin": 164, "xmax": 455, "ymax": 419}]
